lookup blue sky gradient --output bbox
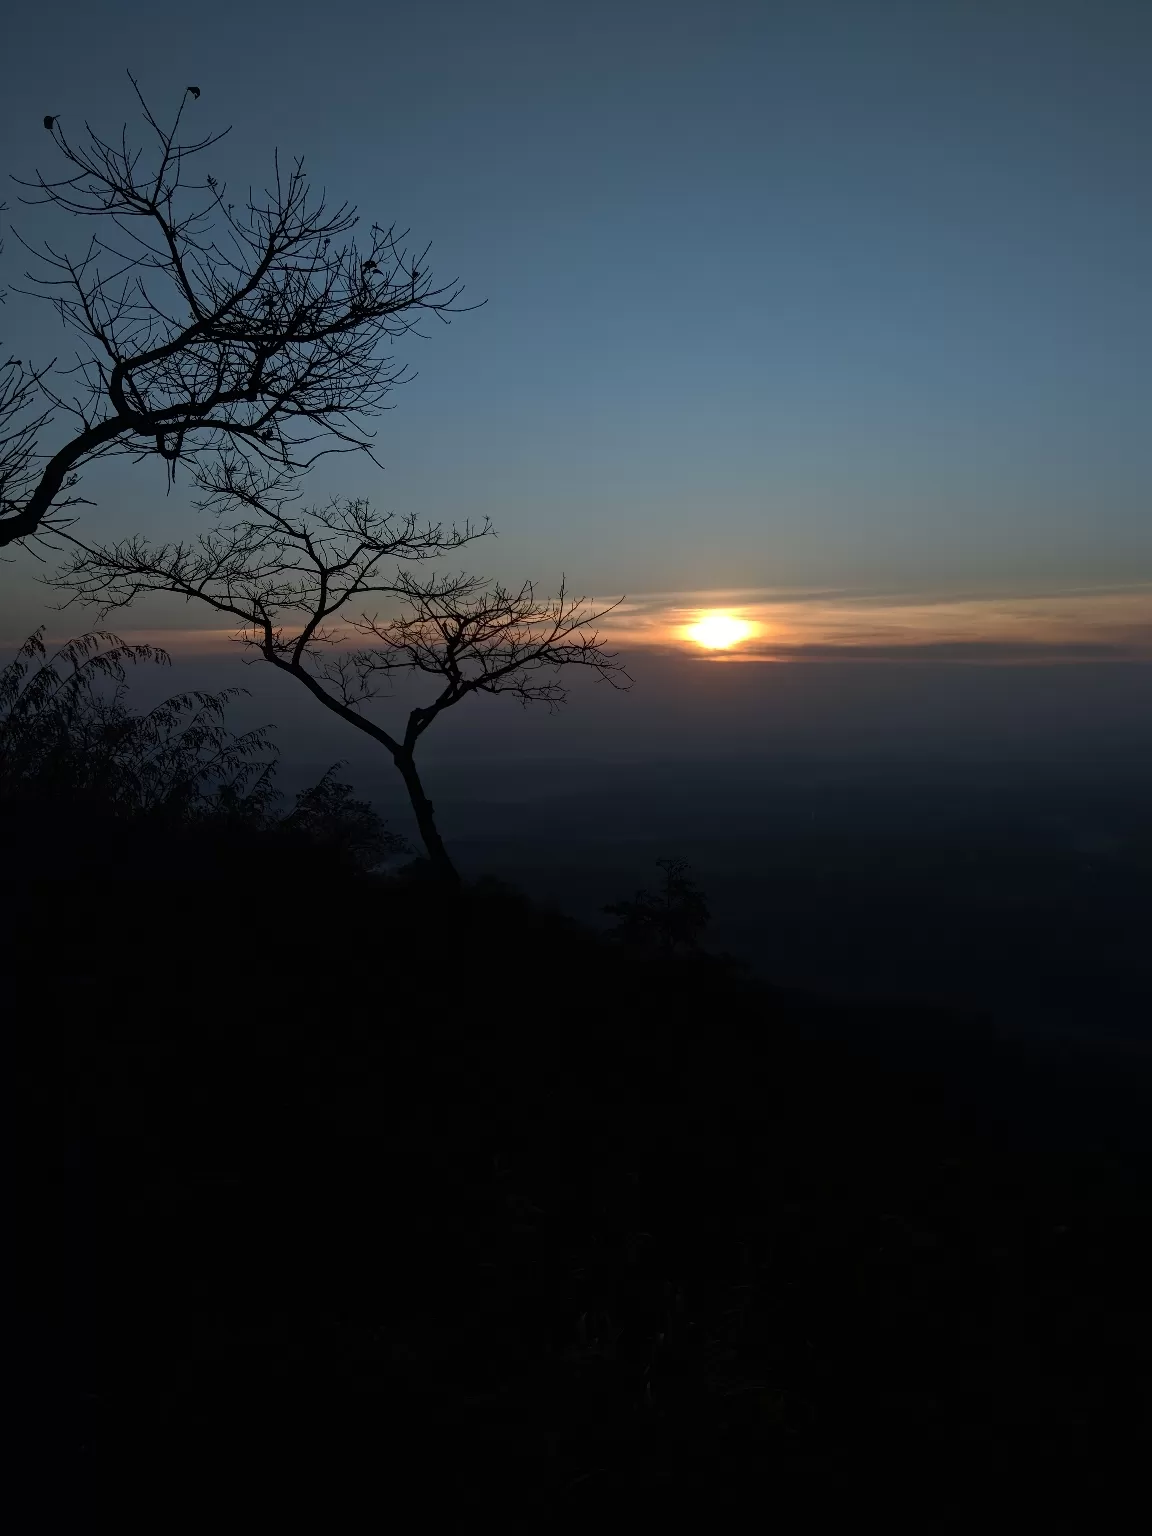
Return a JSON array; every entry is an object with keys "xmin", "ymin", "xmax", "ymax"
[{"xmin": 2, "ymin": 0, "xmax": 1150, "ymax": 641}]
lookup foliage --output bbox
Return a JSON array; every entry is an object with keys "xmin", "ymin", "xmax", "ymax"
[
  {"xmin": 280, "ymin": 763, "xmax": 407, "ymax": 871},
  {"xmin": 0, "ymin": 626, "xmax": 275, "ymax": 815},
  {"xmin": 0, "ymin": 627, "xmax": 406, "ymax": 867}
]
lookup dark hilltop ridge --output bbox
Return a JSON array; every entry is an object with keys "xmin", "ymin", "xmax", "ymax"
[
  {"xmin": 7, "ymin": 654, "xmax": 1151, "ymax": 1525},
  {"xmin": 14, "ymin": 844, "xmax": 1152, "ymax": 1524}
]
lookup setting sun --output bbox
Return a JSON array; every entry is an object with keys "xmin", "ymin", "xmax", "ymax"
[{"xmin": 686, "ymin": 612, "xmax": 757, "ymax": 650}]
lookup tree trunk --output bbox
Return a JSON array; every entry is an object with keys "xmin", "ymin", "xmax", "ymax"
[{"xmin": 395, "ymin": 751, "xmax": 459, "ymax": 883}]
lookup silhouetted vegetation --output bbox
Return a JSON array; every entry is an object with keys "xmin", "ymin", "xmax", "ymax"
[
  {"xmin": 53, "ymin": 484, "xmax": 629, "ymax": 880},
  {"xmin": 5, "ymin": 82, "xmax": 628, "ymax": 879},
  {"xmin": 1, "ymin": 627, "xmax": 407, "ymax": 878}
]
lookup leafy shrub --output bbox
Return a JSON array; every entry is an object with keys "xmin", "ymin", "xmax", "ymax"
[{"xmin": 0, "ymin": 628, "xmax": 407, "ymax": 869}]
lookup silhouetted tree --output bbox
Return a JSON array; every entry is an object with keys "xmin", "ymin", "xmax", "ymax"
[
  {"xmin": 1, "ymin": 78, "xmax": 471, "ymax": 549},
  {"xmin": 605, "ymin": 859, "xmax": 711, "ymax": 953},
  {"xmin": 1, "ymin": 205, "xmax": 55, "ymax": 549},
  {"xmin": 51, "ymin": 476, "xmax": 630, "ymax": 880}
]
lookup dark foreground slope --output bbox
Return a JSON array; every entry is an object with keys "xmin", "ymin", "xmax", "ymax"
[{"xmin": 9, "ymin": 850, "xmax": 1152, "ymax": 1525}]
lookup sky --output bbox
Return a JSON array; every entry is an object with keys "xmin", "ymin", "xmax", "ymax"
[
  {"xmin": 3, "ymin": 3, "xmax": 1151, "ymax": 1024},
  {"xmin": 2, "ymin": 0, "xmax": 1150, "ymax": 645}
]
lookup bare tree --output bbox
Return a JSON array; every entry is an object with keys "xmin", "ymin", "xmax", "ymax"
[
  {"xmin": 52, "ymin": 474, "xmax": 631, "ymax": 880},
  {"xmin": 1, "ymin": 205, "xmax": 55, "ymax": 551},
  {"xmin": 1, "ymin": 78, "xmax": 471, "ymax": 550}
]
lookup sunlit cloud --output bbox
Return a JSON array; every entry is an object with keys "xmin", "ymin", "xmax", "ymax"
[
  {"xmin": 0, "ymin": 625, "xmax": 243, "ymax": 654},
  {"xmin": 595, "ymin": 583, "xmax": 1152, "ymax": 662},
  {"xmin": 13, "ymin": 584, "xmax": 1151, "ymax": 666}
]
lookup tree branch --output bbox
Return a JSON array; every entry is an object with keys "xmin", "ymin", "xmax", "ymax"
[{"xmin": 2, "ymin": 80, "xmax": 480, "ymax": 547}]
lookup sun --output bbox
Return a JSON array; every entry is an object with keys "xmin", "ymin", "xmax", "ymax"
[{"xmin": 686, "ymin": 612, "xmax": 756, "ymax": 650}]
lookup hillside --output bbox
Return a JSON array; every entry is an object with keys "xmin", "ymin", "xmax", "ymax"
[{"xmin": 11, "ymin": 840, "xmax": 1152, "ymax": 1523}]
